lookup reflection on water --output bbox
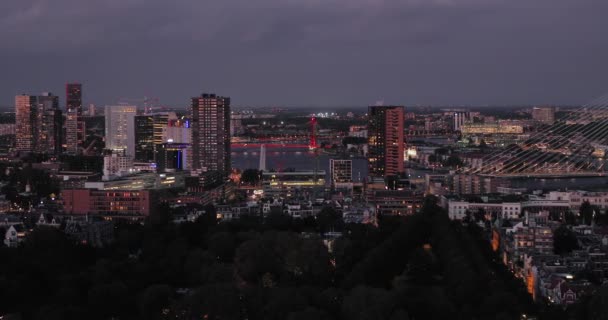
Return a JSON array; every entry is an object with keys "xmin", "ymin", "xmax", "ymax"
[{"xmin": 232, "ymin": 147, "xmax": 368, "ymax": 182}]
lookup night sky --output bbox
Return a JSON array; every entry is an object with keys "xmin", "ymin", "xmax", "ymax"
[{"xmin": 1, "ymin": 0, "xmax": 608, "ymax": 107}]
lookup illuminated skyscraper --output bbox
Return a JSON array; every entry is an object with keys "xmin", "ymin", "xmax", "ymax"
[
  {"xmin": 15, "ymin": 95, "xmax": 37, "ymax": 153},
  {"xmin": 368, "ymin": 105, "xmax": 405, "ymax": 178},
  {"xmin": 105, "ymin": 105, "xmax": 136, "ymax": 156},
  {"xmin": 37, "ymin": 93, "xmax": 62, "ymax": 155},
  {"xmin": 191, "ymin": 93, "xmax": 231, "ymax": 174},
  {"xmin": 15, "ymin": 93, "xmax": 62, "ymax": 155},
  {"xmin": 65, "ymin": 83, "xmax": 84, "ymax": 154}
]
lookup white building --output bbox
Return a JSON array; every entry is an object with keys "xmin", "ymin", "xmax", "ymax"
[
  {"xmin": 448, "ymin": 200, "xmax": 522, "ymax": 220},
  {"xmin": 329, "ymin": 159, "xmax": 353, "ymax": 189},
  {"xmin": 105, "ymin": 105, "xmax": 136, "ymax": 156},
  {"xmin": 103, "ymin": 154, "xmax": 135, "ymax": 181}
]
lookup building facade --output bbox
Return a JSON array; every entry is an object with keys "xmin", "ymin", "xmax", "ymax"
[
  {"xmin": 134, "ymin": 115, "xmax": 155, "ymax": 162},
  {"xmin": 532, "ymin": 107, "xmax": 556, "ymax": 124},
  {"xmin": 15, "ymin": 95, "xmax": 37, "ymax": 153},
  {"xmin": 65, "ymin": 83, "xmax": 85, "ymax": 154},
  {"xmin": 37, "ymin": 93, "xmax": 62, "ymax": 155},
  {"xmin": 62, "ymin": 189, "xmax": 156, "ymax": 219},
  {"xmin": 368, "ymin": 106, "xmax": 404, "ymax": 178},
  {"xmin": 105, "ymin": 105, "xmax": 136, "ymax": 156},
  {"xmin": 191, "ymin": 93, "xmax": 231, "ymax": 174},
  {"xmin": 329, "ymin": 159, "xmax": 353, "ymax": 188}
]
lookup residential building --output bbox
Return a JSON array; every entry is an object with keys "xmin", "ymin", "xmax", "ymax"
[
  {"xmin": 368, "ymin": 105, "xmax": 404, "ymax": 178},
  {"xmin": 62, "ymin": 189, "xmax": 157, "ymax": 220},
  {"xmin": 329, "ymin": 159, "xmax": 352, "ymax": 188},
  {"xmin": 4, "ymin": 225, "xmax": 26, "ymax": 248},
  {"xmin": 191, "ymin": 93, "xmax": 231, "ymax": 174},
  {"xmin": 65, "ymin": 83, "xmax": 85, "ymax": 153},
  {"xmin": 37, "ymin": 93, "xmax": 62, "ymax": 155},
  {"xmin": 15, "ymin": 94, "xmax": 37, "ymax": 153}
]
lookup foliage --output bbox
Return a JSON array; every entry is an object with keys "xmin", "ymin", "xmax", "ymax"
[
  {"xmin": 553, "ymin": 224, "xmax": 580, "ymax": 255},
  {"xmin": 241, "ymin": 168, "xmax": 262, "ymax": 185},
  {"xmin": 0, "ymin": 195, "xmax": 590, "ymax": 319}
]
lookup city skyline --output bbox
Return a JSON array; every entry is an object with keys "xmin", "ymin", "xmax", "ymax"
[{"xmin": 1, "ymin": 1, "xmax": 608, "ymax": 107}]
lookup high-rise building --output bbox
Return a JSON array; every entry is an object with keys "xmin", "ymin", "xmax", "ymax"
[
  {"xmin": 37, "ymin": 93, "xmax": 62, "ymax": 155},
  {"xmin": 65, "ymin": 83, "xmax": 85, "ymax": 154},
  {"xmin": 330, "ymin": 159, "xmax": 353, "ymax": 188},
  {"xmin": 191, "ymin": 93, "xmax": 231, "ymax": 174},
  {"xmin": 15, "ymin": 93, "xmax": 62, "ymax": 155},
  {"xmin": 368, "ymin": 106, "xmax": 405, "ymax": 178},
  {"xmin": 532, "ymin": 107, "xmax": 556, "ymax": 124},
  {"xmin": 453, "ymin": 112, "xmax": 468, "ymax": 131},
  {"xmin": 152, "ymin": 112, "xmax": 178, "ymax": 145},
  {"xmin": 64, "ymin": 112, "xmax": 79, "ymax": 154},
  {"xmin": 134, "ymin": 115, "xmax": 155, "ymax": 162},
  {"xmin": 66, "ymin": 83, "xmax": 82, "ymax": 115},
  {"xmin": 15, "ymin": 95, "xmax": 37, "ymax": 153},
  {"xmin": 105, "ymin": 105, "xmax": 136, "ymax": 156}
]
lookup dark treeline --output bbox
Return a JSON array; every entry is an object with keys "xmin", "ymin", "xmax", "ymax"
[{"xmin": 1, "ymin": 198, "xmax": 606, "ymax": 319}]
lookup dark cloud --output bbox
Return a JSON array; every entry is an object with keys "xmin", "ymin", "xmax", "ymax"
[{"xmin": 1, "ymin": 0, "xmax": 607, "ymax": 107}]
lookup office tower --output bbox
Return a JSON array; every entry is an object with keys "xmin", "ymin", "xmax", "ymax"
[
  {"xmin": 37, "ymin": 93, "xmax": 62, "ymax": 154},
  {"xmin": 156, "ymin": 143, "xmax": 189, "ymax": 172},
  {"xmin": 66, "ymin": 83, "xmax": 82, "ymax": 114},
  {"xmin": 532, "ymin": 106, "xmax": 556, "ymax": 124},
  {"xmin": 105, "ymin": 105, "xmax": 136, "ymax": 156},
  {"xmin": 134, "ymin": 115, "xmax": 155, "ymax": 162},
  {"xmin": 152, "ymin": 112, "xmax": 178, "ymax": 145},
  {"xmin": 330, "ymin": 159, "xmax": 352, "ymax": 188},
  {"xmin": 453, "ymin": 112, "xmax": 467, "ymax": 131},
  {"xmin": 15, "ymin": 95, "xmax": 37, "ymax": 153},
  {"xmin": 191, "ymin": 93, "xmax": 231, "ymax": 174},
  {"xmin": 368, "ymin": 106, "xmax": 405, "ymax": 178},
  {"xmin": 65, "ymin": 83, "xmax": 85, "ymax": 153}
]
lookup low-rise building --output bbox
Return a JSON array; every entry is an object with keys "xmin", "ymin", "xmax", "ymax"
[{"xmin": 61, "ymin": 189, "xmax": 157, "ymax": 220}]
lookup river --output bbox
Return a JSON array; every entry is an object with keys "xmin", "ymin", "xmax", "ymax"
[{"xmin": 231, "ymin": 147, "xmax": 368, "ymax": 182}]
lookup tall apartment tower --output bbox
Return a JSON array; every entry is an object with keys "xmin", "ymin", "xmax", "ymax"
[
  {"xmin": 15, "ymin": 93, "xmax": 62, "ymax": 155},
  {"xmin": 37, "ymin": 93, "xmax": 62, "ymax": 154},
  {"xmin": 15, "ymin": 95, "xmax": 37, "ymax": 153},
  {"xmin": 368, "ymin": 106, "xmax": 405, "ymax": 178},
  {"xmin": 65, "ymin": 83, "xmax": 84, "ymax": 154},
  {"xmin": 105, "ymin": 105, "xmax": 136, "ymax": 156},
  {"xmin": 190, "ymin": 93, "xmax": 231, "ymax": 174}
]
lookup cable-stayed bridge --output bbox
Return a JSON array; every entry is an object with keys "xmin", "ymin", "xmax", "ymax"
[{"xmin": 466, "ymin": 94, "xmax": 608, "ymax": 178}]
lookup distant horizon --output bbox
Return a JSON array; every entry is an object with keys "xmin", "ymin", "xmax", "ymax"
[{"xmin": 0, "ymin": 102, "xmax": 585, "ymax": 113}]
